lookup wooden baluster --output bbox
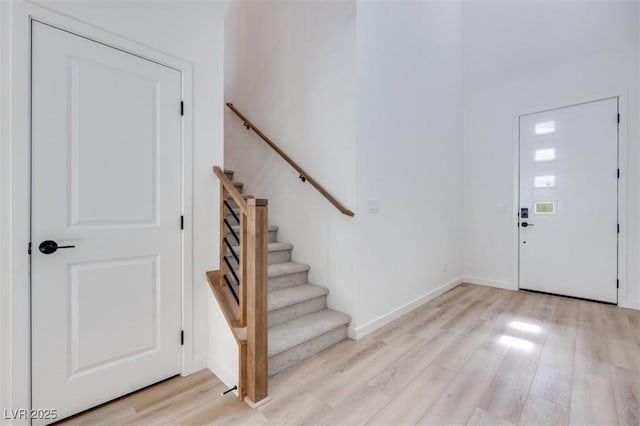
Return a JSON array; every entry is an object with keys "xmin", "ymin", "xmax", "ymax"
[{"xmin": 245, "ymin": 198, "xmax": 269, "ymax": 404}]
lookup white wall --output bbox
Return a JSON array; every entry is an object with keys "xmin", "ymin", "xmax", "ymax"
[
  {"xmin": 224, "ymin": 0, "xmax": 358, "ymax": 323},
  {"xmin": 354, "ymin": 0, "xmax": 464, "ymax": 335},
  {"xmin": 0, "ymin": 0, "xmax": 231, "ymax": 418},
  {"xmin": 224, "ymin": 0, "xmax": 465, "ymax": 338},
  {"xmin": 462, "ymin": 0, "xmax": 640, "ymax": 307}
]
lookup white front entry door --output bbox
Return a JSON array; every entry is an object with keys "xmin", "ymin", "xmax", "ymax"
[
  {"xmin": 31, "ymin": 22, "xmax": 183, "ymax": 422},
  {"xmin": 519, "ymin": 97, "xmax": 618, "ymax": 303}
]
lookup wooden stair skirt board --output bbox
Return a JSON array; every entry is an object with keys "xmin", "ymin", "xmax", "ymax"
[{"xmin": 208, "ymin": 167, "xmax": 352, "ymax": 407}]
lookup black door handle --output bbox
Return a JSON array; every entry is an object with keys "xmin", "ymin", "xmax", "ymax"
[
  {"xmin": 521, "ymin": 222, "xmax": 534, "ymax": 228},
  {"xmin": 38, "ymin": 240, "xmax": 76, "ymax": 254}
]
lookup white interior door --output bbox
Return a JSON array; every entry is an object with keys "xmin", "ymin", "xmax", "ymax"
[
  {"xmin": 31, "ymin": 21, "xmax": 182, "ymax": 423},
  {"xmin": 519, "ymin": 98, "xmax": 618, "ymax": 303}
]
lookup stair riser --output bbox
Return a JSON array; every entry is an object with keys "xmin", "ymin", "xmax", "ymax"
[
  {"xmin": 225, "ymin": 229, "xmax": 277, "ymax": 243},
  {"xmin": 269, "ymin": 296, "xmax": 327, "ymax": 329},
  {"xmin": 225, "ymin": 214, "xmax": 241, "ymax": 226},
  {"xmin": 269, "ymin": 270, "xmax": 309, "ymax": 290},
  {"xmin": 268, "ymin": 325, "xmax": 348, "ymax": 376},
  {"xmin": 225, "ymin": 249, "xmax": 291, "ymax": 269},
  {"xmin": 224, "ymin": 171, "xmax": 234, "ymax": 181},
  {"xmin": 228, "ymin": 268, "xmax": 309, "ymax": 289},
  {"xmin": 269, "ymin": 249, "xmax": 291, "ymax": 264},
  {"xmin": 222, "ymin": 233, "xmax": 240, "ymax": 246}
]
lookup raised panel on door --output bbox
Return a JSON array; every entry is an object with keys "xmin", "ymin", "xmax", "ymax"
[
  {"xmin": 69, "ymin": 55, "xmax": 160, "ymax": 227},
  {"xmin": 31, "ymin": 21, "xmax": 182, "ymax": 423}
]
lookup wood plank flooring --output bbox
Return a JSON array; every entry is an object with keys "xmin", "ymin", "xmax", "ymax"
[{"xmin": 59, "ymin": 284, "xmax": 640, "ymax": 425}]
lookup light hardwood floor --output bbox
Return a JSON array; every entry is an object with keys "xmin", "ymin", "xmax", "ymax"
[{"xmin": 59, "ymin": 284, "xmax": 640, "ymax": 425}]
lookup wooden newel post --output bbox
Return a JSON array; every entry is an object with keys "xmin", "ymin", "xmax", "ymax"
[{"xmin": 245, "ymin": 198, "xmax": 269, "ymax": 405}]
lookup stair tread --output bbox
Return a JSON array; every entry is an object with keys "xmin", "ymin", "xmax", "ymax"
[
  {"xmin": 268, "ymin": 262, "xmax": 310, "ymax": 278},
  {"xmin": 230, "ymin": 241, "xmax": 292, "ymax": 253},
  {"xmin": 231, "ymin": 261, "xmax": 309, "ymax": 278},
  {"xmin": 269, "ymin": 284, "xmax": 329, "ymax": 311},
  {"xmin": 219, "ymin": 175, "xmax": 348, "ymax": 372},
  {"xmin": 268, "ymin": 309, "xmax": 351, "ymax": 357}
]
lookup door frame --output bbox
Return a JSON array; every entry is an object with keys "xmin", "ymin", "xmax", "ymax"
[
  {"xmin": 512, "ymin": 93, "xmax": 628, "ymax": 307},
  {"xmin": 4, "ymin": 3, "xmax": 196, "ymax": 420}
]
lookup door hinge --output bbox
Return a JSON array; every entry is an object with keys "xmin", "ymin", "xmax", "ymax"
[
  {"xmin": 181, "ymin": 330, "xmax": 184, "ymax": 346},
  {"xmin": 28, "ymin": 242, "xmax": 32, "ymax": 255},
  {"xmin": 617, "ymin": 279, "xmax": 619, "ymax": 289},
  {"xmin": 180, "ymin": 215, "xmax": 184, "ymax": 230},
  {"xmin": 617, "ymin": 223, "xmax": 620, "ymax": 233},
  {"xmin": 617, "ymin": 113, "xmax": 620, "ymax": 123},
  {"xmin": 180, "ymin": 101, "xmax": 184, "ymax": 116},
  {"xmin": 617, "ymin": 168, "xmax": 620, "ymax": 179}
]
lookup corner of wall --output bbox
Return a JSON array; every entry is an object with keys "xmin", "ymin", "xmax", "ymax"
[
  {"xmin": 462, "ymin": 276, "xmax": 517, "ymax": 291},
  {"xmin": 620, "ymin": 299, "xmax": 640, "ymax": 310},
  {"xmin": 348, "ymin": 277, "xmax": 464, "ymax": 340}
]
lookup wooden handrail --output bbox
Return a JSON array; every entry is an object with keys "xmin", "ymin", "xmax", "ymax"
[
  {"xmin": 207, "ymin": 166, "xmax": 269, "ymax": 407},
  {"xmin": 213, "ymin": 166, "xmax": 248, "ymax": 215},
  {"xmin": 225, "ymin": 103, "xmax": 355, "ymax": 217}
]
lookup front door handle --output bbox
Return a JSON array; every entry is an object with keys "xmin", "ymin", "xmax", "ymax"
[
  {"xmin": 38, "ymin": 240, "xmax": 76, "ymax": 255},
  {"xmin": 521, "ymin": 222, "xmax": 534, "ymax": 228}
]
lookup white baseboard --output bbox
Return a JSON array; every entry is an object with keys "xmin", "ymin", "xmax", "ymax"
[
  {"xmin": 464, "ymin": 277, "xmax": 640, "ymax": 310},
  {"xmin": 192, "ymin": 353, "xmax": 208, "ymax": 373},
  {"xmin": 348, "ymin": 277, "xmax": 463, "ymax": 340},
  {"xmin": 619, "ymin": 299, "xmax": 640, "ymax": 310},
  {"xmin": 463, "ymin": 276, "xmax": 517, "ymax": 291},
  {"xmin": 207, "ymin": 357, "xmax": 238, "ymax": 391},
  {"xmin": 181, "ymin": 353, "xmax": 208, "ymax": 377}
]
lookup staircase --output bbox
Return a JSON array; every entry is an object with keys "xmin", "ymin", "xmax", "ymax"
[{"xmin": 223, "ymin": 169, "xmax": 352, "ymax": 376}]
